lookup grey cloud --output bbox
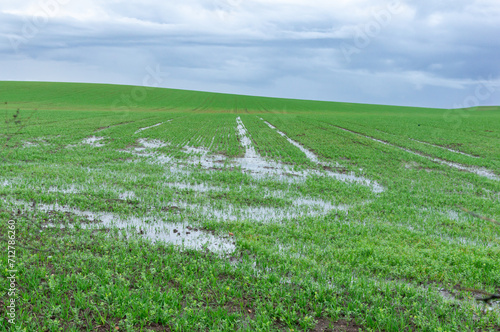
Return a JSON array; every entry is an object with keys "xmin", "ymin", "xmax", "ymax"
[{"xmin": 1, "ymin": 1, "xmax": 499, "ymax": 108}]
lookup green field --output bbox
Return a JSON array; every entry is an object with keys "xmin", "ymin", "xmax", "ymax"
[{"xmin": 1, "ymin": 81, "xmax": 499, "ymax": 331}]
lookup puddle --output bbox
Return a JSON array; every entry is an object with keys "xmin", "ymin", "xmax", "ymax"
[
  {"xmin": 370, "ymin": 277, "xmax": 500, "ymax": 316},
  {"xmin": 134, "ymin": 121, "xmax": 171, "ymax": 134},
  {"xmin": 165, "ymin": 182, "xmax": 226, "ymax": 193},
  {"xmin": 236, "ymin": 118, "xmax": 315, "ymax": 178},
  {"xmin": 122, "ymin": 139, "xmax": 226, "ymax": 171},
  {"xmin": 182, "ymin": 145, "xmax": 210, "ymax": 155},
  {"xmin": 164, "ymin": 182, "xmax": 360, "ymax": 222},
  {"xmin": 138, "ymin": 138, "xmax": 169, "ymax": 149},
  {"xmin": 22, "ymin": 141, "xmax": 39, "ymax": 148},
  {"xmin": 48, "ymin": 185, "xmax": 80, "ymax": 194},
  {"xmin": 236, "ymin": 117, "xmax": 276, "ymax": 173},
  {"xmin": 404, "ymin": 161, "xmax": 417, "ymax": 169},
  {"xmin": 277, "ymin": 243, "xmax": 308, "ymax": 260},
  {"xmin": 409, "ymin": 139, "xmax": 480, "ymax": 158},
  {"xmin": 177, "ymin": 199, "xmax": 350, "ymax": 223},
  {"xmin": 442, "ymin": 236, "xmax": 497, "ymax": 248},
  {"xmin": 25, "ymin": 201, "xmax": 236, "ymax": 254},
  {"xmin": 81, "ymin": 136, "xmax": 105, "ymax": 147},
  {"xmin": 335, "ymin": 126, "xmax": 499, "ymax": 181},
  {"xmin": 22, "ymin": 137, "xmax": 49, "ymax": 148},
  {"xmin": 190, "ymin": 154, "xmax": 228, "ymax": 170},
  {"xmin": 119, "ymin": 191, "xmax": 137, "ymax": 200},
  {"xmin": 407, "ymin": 208, "xmax": 500, "ymax": 247},
  {"xmin": 436, "ymin": 159, "xmax": 499, "ymax": 181},
  {"xmin": 445, "ymin": 209, "xmax": 462, "ymax": 222},
  {"xmin": 423, "ymin": 285, "xmax": 499, "ymax": 313},
  {"xmin": 27, "ymin": 177, "xmax": 353, "ymax": 225},
  {"xmin": 404, "ymin": 161, "xmax": 433, "ymax": 172},
  {"xmin": 292, "ymin": 197, "xmax": 348, "ymax": 212},
  {"xmin": 1, "ymin": 180, "xmax": 12, "ymax": 187},
  {"xmin": 120, "ymin": 119, "xmax": 384, "ymax": 192}
]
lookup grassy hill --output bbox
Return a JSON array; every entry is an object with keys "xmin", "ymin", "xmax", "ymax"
[
  {"xmin": 0, "ymin": 81, "xmax": 437, "ymax": 113},
  {"xmin": 0, "ymin": 81, "xmax": 499, "ymax": 331}
]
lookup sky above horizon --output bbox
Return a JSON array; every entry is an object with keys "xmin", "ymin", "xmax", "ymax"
[{"xmin": 1, "ymin": 0, "xmax": 500, "ymax": 108}]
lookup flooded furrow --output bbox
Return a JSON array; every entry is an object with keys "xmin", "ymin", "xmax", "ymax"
[
  {"xmin": 257, "ymin": 118, "xmax": 384, "ymax": 192},
  {"xmin": 409, "ymin": 138, "xmax": 480, "ymax": 158},
  {"xmin": 134, "ymin": 120, "xmax": 171, "ymax": 135},
  {"xmin": 261, "ymin": 118, "xmax": 321, "ymax": 164},
  {"xmin": 236, "ymin": 117, "xmax": 292, "ymax": 176},
  {"xmin": 334, "ymin": 126, "xmax": 499, "ymax": 181},
  {"xmin": 117, "ymin": 118, "xmax": 384, "ymax": 192},
  {"xmin": 95, "ymin": 121, "xmax": 135, "ymax": 133}
]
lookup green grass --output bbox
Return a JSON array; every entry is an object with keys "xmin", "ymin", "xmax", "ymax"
[{"xmin": 0, "ymin": 81, "xmax": 499, "ymax": 331}]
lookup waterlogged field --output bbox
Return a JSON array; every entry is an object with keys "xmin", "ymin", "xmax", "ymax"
[{"xmin": 0, "ymin": 82, "xmax": 499, "ymax": 331}]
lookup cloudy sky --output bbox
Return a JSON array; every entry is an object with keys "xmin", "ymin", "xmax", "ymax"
[{"xmin": 1, "ymin": 0, "xmax": 500, "ymax": 108}]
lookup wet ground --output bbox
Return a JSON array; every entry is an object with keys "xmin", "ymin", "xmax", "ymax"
[
  {"xmin": 334, "ymin": 125, "xmax": 499, "ymax": 181},
  {"xmin": 13, "ymin": 200, "xmax": 237, "ymax": 254}
]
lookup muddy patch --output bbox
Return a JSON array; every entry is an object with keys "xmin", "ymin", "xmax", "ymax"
[
  {"xmin": 424, "ymin": 284, "xmax": 500, "ymax": 313},
  {"xmin": 312, "ymin": 318, "xmax": 365, "ymax": 332}
]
